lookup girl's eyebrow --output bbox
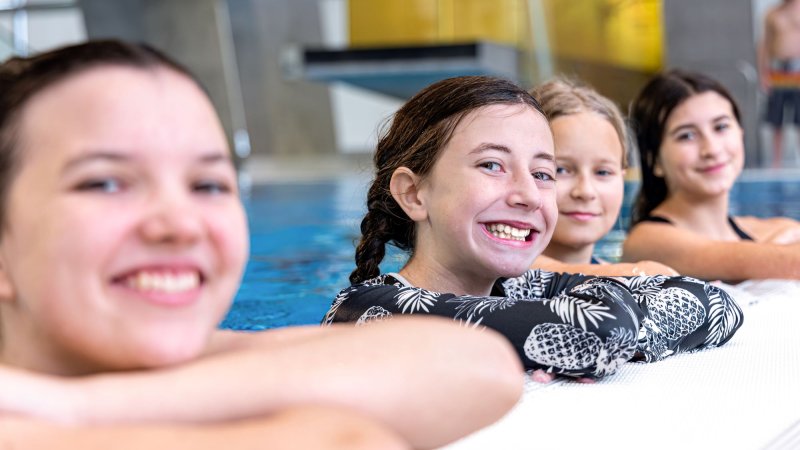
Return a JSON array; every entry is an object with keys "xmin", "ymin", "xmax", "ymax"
[
  {"xmin": 669, "ymin": 114, "xmax": 732, "ymax": 136},
  {"xmin": 668, "ymin": 124, "xmax": 697, "ymax": 137},
  {"xmin": 469, "ymin": 142, "xmax": 554, "ymax": 161},
  {"xmin": 469, "ymin": 142, "xmax": 511, "ymax": 155},
  {"xmin": 62, "ymin": 150, "xmax": 231, "ymax": 174},
  {"xmin": 198, "ymin": 152, "xmax": 234, "ymax": 164},
  {"xmin": 62, "ymin": 151, "xmax": 128, "ymax": 174}
]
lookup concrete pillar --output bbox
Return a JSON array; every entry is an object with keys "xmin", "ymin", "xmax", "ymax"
[
  {"xmin": 227, "ymin": 0, "xmax": 336, "ymax": 157},
  {"xmin": 663, "ymin": 0, "xmax": 761, "ymax": 167},
  {"xmin": 78, "ymin": 0, "xmax": 337, "ymax": 159}
]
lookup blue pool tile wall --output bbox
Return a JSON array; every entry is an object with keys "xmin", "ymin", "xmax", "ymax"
[{"xmin": 221, "ymin": 177, "xmax": 800, "ymax": 330}]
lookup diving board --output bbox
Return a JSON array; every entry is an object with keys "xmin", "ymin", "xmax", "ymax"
[{"xmin": 300, "ymin": 41, "xmax": 520, "ymax": 99}]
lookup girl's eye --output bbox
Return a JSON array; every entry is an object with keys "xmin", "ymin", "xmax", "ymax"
[
  {"xmin": 193, "ymin": 180, "xmax": 232, "ymax": 195},
  {"xmin": 715, "ymin": 122, "xmax": 730, "ymax": 132},
  {"xmin": 479, "ymin": 161, "xmax": 502, "ymax": 172},
  {"xmin": 76, "ymin": 178, "xmax": 123, "ymax": 193},
  {"xmin": 676, "ymin": 131, "xmax": 695, "ymax": 142},
  {"xmin": 555, "ymin": 166, "xmax": 569, "ymax": 175},
  {"xmin": 596, "ymin": 169, "xmax": 614, "ymax": 177},
  {"xmin": 533, "ymin": 171, "xmax": 555, "ymax": 182}
]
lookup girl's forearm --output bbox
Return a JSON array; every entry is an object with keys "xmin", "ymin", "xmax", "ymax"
[
  {"xmin": 57, "ymin": 319, "xmax": 521, "ymax": 449},
  {"xmin": 0, "ymin": 407, "xmax": 409, "ymax": 450}
]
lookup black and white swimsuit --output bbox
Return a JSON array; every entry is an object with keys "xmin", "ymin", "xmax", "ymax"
[
  {"xmin": 642, "ymin": 215, "xmax": 754, "ymax": 241},
  {"xmin": 323, "ymin": 270, "xmax": 743, "ymax": 379}
]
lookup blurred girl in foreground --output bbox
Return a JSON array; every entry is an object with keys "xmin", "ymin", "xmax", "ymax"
[{"xmin": 0, "ymin": 40, "xmax": 523, "ymax": 449}]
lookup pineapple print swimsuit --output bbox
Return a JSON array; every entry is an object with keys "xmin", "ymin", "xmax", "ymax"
[{"xmin": 323, "ymin": 270, "xmax": 743, "ymax": 379}]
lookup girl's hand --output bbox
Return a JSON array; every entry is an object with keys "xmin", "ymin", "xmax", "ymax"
[
  {"xmin": 530, "ymin": 369, "xmax": 595, "ymax": 384},
  {"xmin": 631, "ymin": 260, "xmax": 679, "ymax": 277},
  {"xmin": 761, "ymin": 225, "xmax": 800, "ymax": 245},
  {"xmin": 0, "ymin": 367, "xmax": 82, "ymax": 423}
]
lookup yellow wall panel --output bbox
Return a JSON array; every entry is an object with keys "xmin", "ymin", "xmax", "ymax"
[
  {"xmin": 349, "ymin": 0, "xmax": 439, "ymax": 46},
  {"xmin": 349, "ymin": 0, "xmax": 527, "ymax": 46},
  {"xmin": 348, "ymin": 0, "xmax": 662, "ymax": 71},
  {"xmin": 541, "ymin": 0, "xmax": 662, "ymax": 71},
  {"xmin": 449, "ymin": 0, "xmax": 525, "ymax": 45}
]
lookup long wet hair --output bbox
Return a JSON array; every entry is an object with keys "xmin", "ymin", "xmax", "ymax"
[
  {"xmin": 629, "ymin": 69, "xmax": 741, "ymax": 225},
  {"xmin": 531, "ymin": 76, "xmax": 629, "ymax": 168},
  {"xmin": 0, "ymin": 39, "xmax": 200, "ymax": 229},
  {"xmin": 350, "ymin": 75, "xmax": 545, "ymax": 284}
]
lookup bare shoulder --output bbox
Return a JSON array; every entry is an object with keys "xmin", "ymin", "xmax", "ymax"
[{"xmin": 735, "ymin": 215, "xmax": 800, "ymax": 242}]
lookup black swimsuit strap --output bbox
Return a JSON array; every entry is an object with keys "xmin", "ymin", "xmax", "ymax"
[
  {"xmin": 728, "ymin": 217, "xmax": 754, "ymax": 241},
  {"xmin": 643, "ymin": 215, "xmax": 753, "ymax": 241},
  {"xmin": 640, "ymin": 215, "xmax": 673, "ymax": 224}
]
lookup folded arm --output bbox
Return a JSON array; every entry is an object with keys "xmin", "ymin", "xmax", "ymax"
[
  {"xmin": 623, "ymin": 222, "xmax": 800, "ymax": 281},
  {"xmin": 0, "ymin": 318, "xmax": 521, "ymax": 450},
  {"xmin": 0, "ymin": 406, "xmax": 408, "ymax": 450},
  {"xmin": 328, "ymin": 271, "xmax": 642, "ymax": 379},
  {"xmin": 532, "ymin": 254, "xmax": 678, "ymax": 277}
]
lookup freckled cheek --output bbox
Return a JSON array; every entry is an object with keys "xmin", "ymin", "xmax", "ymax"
[
  {"xmin": 541, "ymin": 190, "xmax": 558, "ymax": 221},
  {"xmin": 554, "ymin": 180, "xmax": 573, "ymax": 204}
]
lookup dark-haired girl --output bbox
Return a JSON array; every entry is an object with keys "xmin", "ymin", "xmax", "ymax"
[{"xmin": 623, "ymin": 69, "xmax": 800, "ymax": 282}]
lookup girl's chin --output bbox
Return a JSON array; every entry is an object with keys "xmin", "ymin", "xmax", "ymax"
[{"xmin": 492, "ymin": 262, "xmax": 536, "ymax": 279}]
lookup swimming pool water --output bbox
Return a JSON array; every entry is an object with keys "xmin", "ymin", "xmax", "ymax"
[{"xmin": 221, "ymin": 176, "xmax": 800, "ymax": 330}]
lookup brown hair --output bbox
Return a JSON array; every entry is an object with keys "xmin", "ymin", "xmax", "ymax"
[
  {"xmin": 350, "ymin": 75, "xmax": 545, "ymax": 284},
  {"xmin": 0, "ymin": 39, "xmax": 201, "ymax": 229},
  {"xmin": 531, "ymin": 77, "xmax": 629, "ymax": 168}
]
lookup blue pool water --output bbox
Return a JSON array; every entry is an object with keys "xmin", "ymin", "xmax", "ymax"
[{"xmin": 221, "ymin": 175, "xmax": 800, "ymax": 330}]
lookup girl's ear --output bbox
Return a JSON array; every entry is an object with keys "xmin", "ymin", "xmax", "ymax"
[
  {"xmin": 0, "ymin": 254, "xmax": 15, "ymax": 303},
  {"xmin": 653, "ymin": 158, "xmax": 665, "ymax": 178},
  {"xmin": 390, "ymin": 167, "xmax": 428, "ymax": 222}
]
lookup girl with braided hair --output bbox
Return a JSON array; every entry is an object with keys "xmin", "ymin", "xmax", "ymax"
[{"xmin": 325, "ymin": 75, "xmax": 743, "ymax": 381}]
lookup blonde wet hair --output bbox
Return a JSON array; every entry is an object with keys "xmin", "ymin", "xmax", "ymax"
[{"xmin": 530, "ymin": 77, "xmax": 629, "ymax": 168}]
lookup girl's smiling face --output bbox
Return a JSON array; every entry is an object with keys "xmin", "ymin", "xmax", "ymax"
[
  {"xmin": 547, "ymin": 111, "xmax": 625, "ymax": 261},
  {"xmin": 0, "ymin": 66, "xmax": 249, "ymax": 375},
  {"xmin": 408, "ymin": 104, "xmax": 557, "ymax": 293},
  {"xmin": 657, "ymin": 91, "xmax": 744, "ymax": 200}
]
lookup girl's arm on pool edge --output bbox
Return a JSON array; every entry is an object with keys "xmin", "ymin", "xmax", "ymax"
[
  {"xmin": 623, "ymin": 221, "xmax": 800, "ymax": 281},
  {"xmin": 531, "ymin": 254, "xmax": 678, "ymax": 277},
  {"xmin": 0, "ymin": 317, "xmax": 522, "ymax": 450},
  {"xmin": 0, "ymin": 406, "xmax": 409, "ymax": 450}
]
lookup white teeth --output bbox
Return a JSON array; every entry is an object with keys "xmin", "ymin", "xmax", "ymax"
[
  {"xmin": 125, "ymin": 271, "xmax": 200, "ymax": 293},
  {"xmin": 486, "ymin": 223, "xmax": 531, "ymax": 241}
]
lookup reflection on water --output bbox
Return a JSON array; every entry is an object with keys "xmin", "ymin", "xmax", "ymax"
[{"xmin": 222, "ymin": 177, "xmax": 800, "ymax": 330}]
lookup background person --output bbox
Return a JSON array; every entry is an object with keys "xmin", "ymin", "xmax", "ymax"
[{"xmin": 759, "ymin": 0, "xmax": 800, "ymax": 167}]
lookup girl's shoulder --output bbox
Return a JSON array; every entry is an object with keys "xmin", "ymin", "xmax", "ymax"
[{"xmin": 735, "ymin": 215, "xmax": 800, "ymax": 243}]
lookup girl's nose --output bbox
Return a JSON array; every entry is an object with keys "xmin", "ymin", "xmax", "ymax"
[
  {"xmin": 138, "ymin": 191, "xmax": 202, "ymax": 246},
  {"xmin": 700, "ymin": 135, "xmax": 724, "ymax": 159},
  {"xmin": 570, "ymin": 174, "xmax": 597, "ymax": 201},
  {"xmin": 506, "ymin": 172, "xmax": 543, "ymax": 211}
]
